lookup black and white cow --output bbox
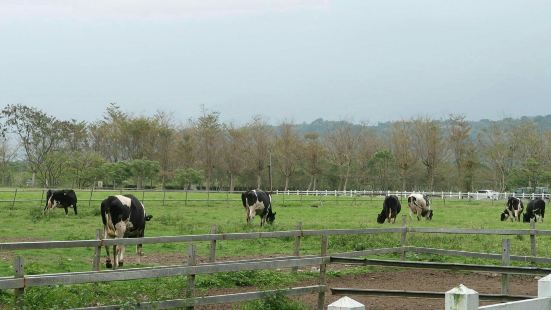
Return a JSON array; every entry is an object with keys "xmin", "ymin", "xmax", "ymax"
[
  {"xmin": 100, "ymin": 194, "xmax": 153, "ymax": 268},
  {"xmin": 523, "ymin": 198, "xmax": 545, "ymax": 223},
  {"xmin": 407, "ymin": 193, "xmax": 433, "ymax": 221},
  {"xmin": 377, "ymin": 195, "xmax": 401, "ymax": 224},
  {"xmin": 501, "ymin": 197, "xmax": 524, "ymax": 222},
  {"xmin": 241, "ymin": 189, "xmax": 276, "ymax": 226},
  {"xmin": 43, "ymin": 189, "xmax": 78, "ymax": 215}
]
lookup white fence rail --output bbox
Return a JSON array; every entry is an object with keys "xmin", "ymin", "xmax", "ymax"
[{"xmin": 274, "ymin": 190, "xmax": 550, "ymax": 201}]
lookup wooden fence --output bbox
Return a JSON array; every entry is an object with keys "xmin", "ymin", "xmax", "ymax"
[{"xmin": 2, "ymin": 216, "xmax": 551, "ymax": 309}]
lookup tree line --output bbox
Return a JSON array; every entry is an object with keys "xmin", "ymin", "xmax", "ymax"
[{"xmin": 1, "ymin": 103, "xmax": 550, "ymax": 192}]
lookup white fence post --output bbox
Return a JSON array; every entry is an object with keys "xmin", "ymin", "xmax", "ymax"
[
  {"xmin": 538, "ymin": 274, "xmax": 551, "ymax": 297},
  {"xmin": 445, "ymin": 284, "xmax": 478, "ymax": 310},
  {"xmin": 328, "ymin": 296, "xmax": 365, "ymax": 310}
]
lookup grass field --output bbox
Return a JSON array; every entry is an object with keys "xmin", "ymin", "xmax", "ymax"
[{"xmin": 0, "ymin": 189, "xmax": 549, "ymax": 308}]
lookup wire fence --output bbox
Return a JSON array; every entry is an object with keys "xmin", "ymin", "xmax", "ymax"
[{"xmin": 0, "ymin": 188, "xmax": 548, "ymax": 208}]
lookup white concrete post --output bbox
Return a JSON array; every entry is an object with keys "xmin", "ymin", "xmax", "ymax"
[
  {"xmin": 445, "ymin": 284, "xmax": 479, "ymax": 310},
  {"xmin": 538, "ymin": 274, "xmax": 551, "ymax": 297},
  {"xmin": 328, "ymin": 296, "xmax": 365, "ymax": 310}
]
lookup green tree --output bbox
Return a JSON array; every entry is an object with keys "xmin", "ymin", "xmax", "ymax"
[
  {"xmin": 127, "ymin": 159, "xmax": 160, "ymax": 189},
  {"xmin": 193, "ymin": 109, "xmax": 222, "ymax": 191},
  {"xmin": 368, "ymin": 150, "xmax": 395, "ymax": 190},
  {"xmin": 174, "ymin": 168, "xmax": 204, "ymax": 190},
  {"xmin": 0, "ymin": 104, "xmax": 70, "ymax": 186}
]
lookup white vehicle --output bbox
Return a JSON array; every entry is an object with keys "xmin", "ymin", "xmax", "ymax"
[{"xmin": 470, "ymin": 190, "xmax": 499, "ymax": 200}]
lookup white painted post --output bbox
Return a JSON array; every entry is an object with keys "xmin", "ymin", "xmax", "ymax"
[
  {"xmin": 538, "ymin": 274, "xmax": 551, "ymax": 297},
  {"xmin": 445, "ymin": 284, "xmax": 479, "ymax": 310},
  {"xmin": 328, "ymin": 296, "xmax": 365, "ymax": 310}
]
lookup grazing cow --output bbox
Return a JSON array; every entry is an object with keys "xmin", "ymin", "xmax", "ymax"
[
  {"xmin": 241, "ymin": 189, "xmax": 276, "ymax": 226},
  {"xmin": 407, "ymin": 193, "xmax": 433, "ymax": 221},
  {"xmin": 523, "ymin": 198, "xmax": 545, "ymax": 223},
  {"xmin": 501, "ymin": 197, "xmax": 524, "ymax": 222},
  {"xmin": 43, "ymin": 189, "xmax": 78, "ymax": 215},
  {"xmin": 100, "ymin": 195, "xmax": 153, "ymax": 268},
  {"xmin": 377, "ymin": 195, "xmax": 402, "ymax": 224}
]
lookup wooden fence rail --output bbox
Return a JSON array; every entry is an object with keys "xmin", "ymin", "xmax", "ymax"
[{"xmin": 2, "ymin": 218, "xmax": 551, "ymax": 309}]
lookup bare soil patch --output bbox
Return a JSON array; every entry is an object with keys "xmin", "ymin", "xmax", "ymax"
[{"xmin": 193, "ymin": 269, "xmax": 538, "ymax": 309}]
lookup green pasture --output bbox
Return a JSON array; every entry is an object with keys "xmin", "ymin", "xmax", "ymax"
[{"xmin": 0, "ymin": 189, "xmax": 550, "ymax": 308}]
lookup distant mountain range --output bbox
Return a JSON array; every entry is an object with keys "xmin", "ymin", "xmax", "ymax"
[{"xmin": 284, "ymin": 115, "xmax": 551, "ymax": 138}]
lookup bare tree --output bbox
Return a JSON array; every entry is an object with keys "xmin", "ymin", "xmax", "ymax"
[
  {"xmin": 413, "ymin": 117, "xmax": 446, "ymax": 191},
  {"xmin": 274, "ymin": 122, "xmax": 302, "ymax": 191},
  {"xmin": 325, "ymin": 123, "xmax": 360, "ymax": 191},
  {"xmin": 447, "ymin": 114, "xmax": 476, "ymax": 191},
  {"xmin": 390, "ymin": 121, "xmax": 417, "ymax": 190},
  {"xmin": 304, "ymin": 132, "xmax": 325, "ymax": 190},
  {"xmin": 477, "ymin": 122, "xmax": 513, "ymax": 191},
  {"xmin": 193, "ymin": 109, "xmax": 222, "ymax": 191},
  {"xmin": 221, "ymin": 125, "xmax": 247, "ymax": 191},
  {"xmin": 246, "ymin": 116, "xmax": 273, "ymax": 189},
  {"xmin": 152, "ymin": 111, "xmax": 176, "ymax": 189}
]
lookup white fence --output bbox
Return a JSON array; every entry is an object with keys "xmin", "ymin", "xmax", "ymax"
[
  {"xmin": 445, "ymin": 274, "xmax": 551, "ymax": 310},
  {"xmin": 275, "ymin": 189, "xmax": 550, "ymax": 201}
]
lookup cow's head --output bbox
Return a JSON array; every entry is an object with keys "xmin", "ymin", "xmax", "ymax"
[
  {"xmin": 376, "ymin": 212, "xmax": 386, "ymax": 224},
  {"xmin": 522, "ymin": 213, "xmax": 531, "ymax": 223},
  {"xmin": 500, "ymin": 210, "xmax": 509, "ymax": 221},
  {"xmin": 421, "ymin": 209, "xmax": 433, "ymax": 220},
  {"xmin": 266, "ymin": 211, "xmax": 276, "ymax": 224}
]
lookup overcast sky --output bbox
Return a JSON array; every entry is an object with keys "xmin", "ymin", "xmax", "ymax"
[{"xmin": 1, "ymin": 0, "xmax": 550, "ymax": 125}]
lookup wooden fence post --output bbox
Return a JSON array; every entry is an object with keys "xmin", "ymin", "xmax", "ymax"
[
  {"xmin": 40, "ymin": 189, "xmax": 45, "ymax": 206},
  {"xmin": 14, "ymin": 256, "xmax": 24, "ymax": 309},
  {"xmin": 209, "ymin": 225, "xmax": 217, "ymax": 263},
  {"xmin": 88, "ymin": 187, "xmax": 94, "ymax": 208},
  {"xmin": 162, "ymin": 190, "xmax": 166, "ymax": 207},
  {"xmin": 186, "ymin": 244, "xmax": 197, "ymax": 310},
  {"xmin": 501, "ymin": 239, "xmax": 510, "ymax": 295},
  {"xmin": 292, "ymin": 222, "xmax": 303, "ymax": 273},
  {"xmin": 185, "ymin": 191, "xmax": 188, "ymax": 207},
  {"xmin": 317, "ymin": 235, "xmax": 328, "ymax": 310},
  {"xmin": 93, "ymin": 229, "xmax": 101, "ymax": 271},
  {"xmin": 530, "ymin": 220, "xmax": 537, "ymax": 265},
  {"xmin": 11, "ymin": 188, "xmax": 18, "ymax": 210},
  {"xmin": 400, "ymin": 215, "xmax": 408, "ymax": 260}
]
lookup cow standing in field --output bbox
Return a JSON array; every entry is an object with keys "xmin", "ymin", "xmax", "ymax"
[
  {"xmin": 407, "ymin": 193, "xmax": 433, "ymax": 221},
  {"xmin": 523, "ymin": 198, "xmax": 545, "ymax": 223},
  {"xmin": 377, "ymin": 195, "xmax": 401, "ymax": 224},
  {"xmin": 501, "ymin": 197, "xmax": 524, "ymax": 222},
  {"xmin": 101, "ymin": 194, "xmax": 153, "ymax": 268},
  {"xmin": 241, "ymin": 189, "xmax": 276, "ymax": 226},
  {"xmin": 43, "ymin": 189, "xmax": 78, "ymax": 215}
]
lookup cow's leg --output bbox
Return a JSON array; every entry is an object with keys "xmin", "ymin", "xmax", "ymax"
[
  {"xmin": 114, "ymin": 222, "xmax": 126, "ymax": 267},
  {"xmin": 118, "ymin": 245, "xmax": 126, "ymax": 267},
  {"xmin": 408, "ymin": 207, "xmax": 414, "ymax": 220},
  {"xmin": 64, "ymin": 206, "xmax": 69, "ymax": 216},
  {"xmin": 103, "ymin": 229, "xmax": 113, "ymax": 268},
  {"xmin": 248, "ymin": 208, "xmax": 255, "ymax": 225},
  {"xmin": 73, "ymin": 203, "xmax": 78, "ymax": 215}
]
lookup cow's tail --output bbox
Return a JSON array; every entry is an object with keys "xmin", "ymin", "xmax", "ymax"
[{"xmin": 145, "ymin": 215, "xmax": 153, "ymax": 221}]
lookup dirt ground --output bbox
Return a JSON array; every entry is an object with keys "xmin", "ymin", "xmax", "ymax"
[{"xmin": 190, "ymin": 268, "xmax": 538, "ymax": 310}]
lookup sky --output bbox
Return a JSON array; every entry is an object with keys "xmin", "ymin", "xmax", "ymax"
[{"xmin": 1, "ymin": 0, "xmax": 550, "ymax": 126}]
